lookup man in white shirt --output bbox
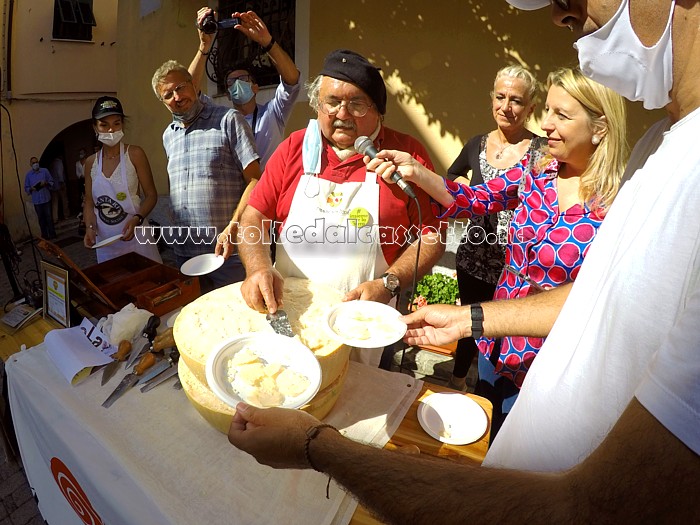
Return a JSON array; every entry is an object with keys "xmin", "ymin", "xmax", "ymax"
[{"xmin": 225, "ymin": 1, "xmax": 700, "ymax": 523}]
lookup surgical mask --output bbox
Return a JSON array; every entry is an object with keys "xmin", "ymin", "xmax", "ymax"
[
  {"xmin": 79, "ymin": 152, "xmax": 86, "ymax": 159},
  {"xmin": 98, "ymin": 130, "xmax": 124, "ymax": 147},
  {"xmin": 32, "ymin": 163, "xmax": 40, "ymax": 171},
  {"xmin": 172, "ymin": 97, "xmax": 204, "ymax": 126},
  {"xmin": 228, "ymin": 80, "xmax": 255, "ymax": 105},
  {"xmin": 574, "ymin": 0, "xmax": 675, "ymax": 110}
]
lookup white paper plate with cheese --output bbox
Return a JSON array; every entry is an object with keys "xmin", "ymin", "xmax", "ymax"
[
  {"xmin": 206, "ymin": 333, "xmax": 322, "ymax": 410},
  {"xmin": 417, "ymin": 392, "xmax": 488, "ymax": 445},
  {"xmin": 325, "ymin": 300, "xmax": 407, "ymax": 348}
]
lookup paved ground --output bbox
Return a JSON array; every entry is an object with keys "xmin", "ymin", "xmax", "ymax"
[{"xmin": 0, "ymin": 217, "xmax": 477, "ymax": 524}]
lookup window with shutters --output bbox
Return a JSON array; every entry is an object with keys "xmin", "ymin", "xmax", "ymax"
[{"xmin": 53, "ymin": 0, "xmax": 96, "ymax": 41}]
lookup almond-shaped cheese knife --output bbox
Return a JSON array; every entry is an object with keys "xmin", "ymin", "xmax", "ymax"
[{"xmin": 266, "ymin": 310, "xmax": 294, "ymax": 337}]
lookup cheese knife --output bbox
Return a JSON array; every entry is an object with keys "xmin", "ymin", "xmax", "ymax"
[
  {"xmin": 125, "ymin": 315, "xmax": 161, "ymax": 370},
  {"xmin": 140, "ymin": 367, "xmax": 179, "ymax": 393},
  {"xmin": 136, "ymin": 348, "xmax": 179, "ymax": 386},
  {"xmin": 102, "ymin": 352, "xmax": 157, "ymax": 408},
  {"xmin": 101, "ymin": 339, "xmax": 132, "ymax": 386},
  {"xmin": 266, "ymin": 310, "xmax": 294, "ymax": 337}
]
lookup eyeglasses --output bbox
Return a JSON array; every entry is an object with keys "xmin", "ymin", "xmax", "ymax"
[
  {"xmin": 319, "ymin": 99, "xmax": 374, "ymax": 118},
  {"xmin": 226, "ymin": 74, "xmax": 252, "ymax": 87},
  {"xmin": 160, "ymin": 81, "xmax": 191, "ymax": 102}
]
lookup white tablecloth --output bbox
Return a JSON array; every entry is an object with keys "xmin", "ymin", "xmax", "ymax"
[{"xmin": 7, "ymin": 344, "xmax": 422, "ymax": 525}]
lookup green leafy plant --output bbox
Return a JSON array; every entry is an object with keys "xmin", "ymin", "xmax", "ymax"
[{"xmin": 413, "ymin": 272, "xmax": 460, "ymax": 307}]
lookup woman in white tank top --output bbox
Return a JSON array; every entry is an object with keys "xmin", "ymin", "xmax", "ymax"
[{"xmin": 83, "ymin": 96, "xmax": 161, "ymax": 264}]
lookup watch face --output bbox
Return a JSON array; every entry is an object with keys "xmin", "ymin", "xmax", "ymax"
[{"xmin": 383, "ymin": 273, "xmax": 400, "ymax": 292}]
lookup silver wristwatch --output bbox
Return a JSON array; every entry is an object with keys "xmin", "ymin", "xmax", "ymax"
[{"xmin": 381, "ymin": 273, "xmax": 400, "ymax": 297}]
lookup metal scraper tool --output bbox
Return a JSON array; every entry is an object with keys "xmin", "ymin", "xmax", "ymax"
[{"xmin": 266, "ymin": 310, "xmax": 294, "ymax": 337}]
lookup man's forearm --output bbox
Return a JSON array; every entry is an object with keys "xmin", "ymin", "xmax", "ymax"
[
  {"xmin": 267, "ymin": 43, "xmax": 300, "ymax": 86},
  {"xmin": 387, "ymin": 231, "xmax": 445, "ymax": 287},
  {"xmin": 481, "ymin": 283, "xmax": 571, "ymax": 339},
  {"xmin": 312, "ymin": 429, "xmax": 574, "ymax": 525},
  {"xmin": 237, "ymin": 208, "xmax": 273, "ymax": 274}
]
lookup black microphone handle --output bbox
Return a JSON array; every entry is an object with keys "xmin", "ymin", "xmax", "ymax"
[
  {"xmin": 390, "ymin": 172, "xmax": 417, "ymax": 199},
  {"xmin": 358, "ymin": 140, "xmax": 416, "ymax": 198}
]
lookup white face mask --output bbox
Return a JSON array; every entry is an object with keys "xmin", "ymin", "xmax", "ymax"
[
  {"xmin": 574, "ymin": 0, "xmax": 675, "ymax": 110},
  {"xmin": 98, "ymin": 130, "xmax": 124, "ymax": 147}
]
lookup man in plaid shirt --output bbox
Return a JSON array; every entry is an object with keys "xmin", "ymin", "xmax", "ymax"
[{"xmin": 152, "ymin": 60, "xmax": 261, "ymax": 292}]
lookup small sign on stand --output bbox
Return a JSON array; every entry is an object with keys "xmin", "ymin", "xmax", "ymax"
[{"xmin": 41, "ymin": 261, "xmax": 71, "ymax": 328}]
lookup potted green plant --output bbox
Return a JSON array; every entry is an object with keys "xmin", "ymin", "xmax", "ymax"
[{"xmin": 412, "ymin": 272, "xmax": 460, "ymax": 310}]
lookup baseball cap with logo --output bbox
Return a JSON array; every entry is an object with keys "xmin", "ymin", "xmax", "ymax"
[
  {"xmin": 506, "ymin": 0, "xmax": 549, "ymax": 10},
  {"xmin": 92, "ymin": 96, "xmax": 125, "ymax": 120}
]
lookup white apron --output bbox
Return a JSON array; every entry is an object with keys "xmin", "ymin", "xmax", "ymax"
[
  {"xmin": 92, "ymin": 144, "xmax": 161, "ymax": 264},
  {"xmin": 275, "ymin": 121, "xmax": 391, "ymax": 366}
]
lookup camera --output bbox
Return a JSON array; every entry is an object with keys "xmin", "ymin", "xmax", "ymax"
[{"xmin": 198, "ymin": 14, "xmax": 240, "ymax": 34}]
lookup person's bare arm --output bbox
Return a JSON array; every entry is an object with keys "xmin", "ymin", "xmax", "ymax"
[
  {"xmin": 237, "ymin": 205, "xmax": 284, "ymax": 313},
  {"xmin": 216, "ymin": 160, "xmax": 262, "ymax": 258},
  {"xmin": 82, "ymin": 156, "xmax": 97, "ymax": 248},
  {"xmin": 365, "ymin": 150, "xmax": 455, "ymax": 207},
  {"xmin": 344, "ymin": 229, "xmax": 445, "ymax": 303},
  {"xmin": 401, "ymin": 283, "xmax": 571, "ymax": 346},
  {"xmin": 216, "ymin": 178, "xmax": 257, "ymax": 259},
  {"xmin": 235, "ymin": 11, "xmax": 300, "ymax": 86},
  {"xmin": 189, "ymin": 7, "xmax": 216, "ymax": 94},
  {"xmin": 125, "ymin": 145, "xmax": 158, "ymax": 241},
  {"xmin": 229, "ymin": 398, "xmax": 700, "ymax": 524}
]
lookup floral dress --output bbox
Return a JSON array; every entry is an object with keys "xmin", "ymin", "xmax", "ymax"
[{"xmin": 433, "ymin": 156, "xmax": 607, "ymax": 387}]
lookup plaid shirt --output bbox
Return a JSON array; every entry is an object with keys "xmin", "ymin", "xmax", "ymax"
[{"xmin": 163, "ymin": 95, "xmax": 259, "ymax": 257}]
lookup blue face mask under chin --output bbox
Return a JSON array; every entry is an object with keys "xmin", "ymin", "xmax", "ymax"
[{"xmin": 228, "ymin": 80, "xmax": 255, "ymax": 105}]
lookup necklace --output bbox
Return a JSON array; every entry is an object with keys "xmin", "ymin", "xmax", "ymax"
[
  {"xmin": 493, "ymin": 132, "xmax": 530, "ymax": 160},
  {"xmin": 103, "ymin": 150, "xmax": 119, "ymax": 160},
  {"xmin": 495, "ymin": 142, "xmax": 516, "ymax": 160}
]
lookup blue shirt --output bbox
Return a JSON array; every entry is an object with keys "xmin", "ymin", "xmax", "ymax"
[
  {"xmin": 24, "ymin": 168, "xmax": 55, "ymax": 205},
  {"xmin": 245, "ymin": 76, "xmax": 301, "ymax": 170},
  {"xmin": 163, "ymin": 95, "xmax": 259, "ymax": 257}
]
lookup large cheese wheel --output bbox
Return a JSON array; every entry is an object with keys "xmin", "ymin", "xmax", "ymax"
[
  {"xmin": 179, "ymin": 357, "xmax": 349, "ymax": 434},
  {"xmin": 173, "ymin": 278, "xmax": 350, "ymax": 391},
  {"xmin": 174, "ymin": 278, "xmax": 351, "ymax": 432}
]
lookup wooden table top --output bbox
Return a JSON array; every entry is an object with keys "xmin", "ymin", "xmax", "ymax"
[
  {"xmin": 350, "ymin": 384, "xmax": 492, "ymax": 524},
  {"xmin": 0, "ymin": 317, "xmax": 59, "ymax": 362},
  {"xmin": 2, "ymin": 316, "xmax": 492, "ymax": 525}
]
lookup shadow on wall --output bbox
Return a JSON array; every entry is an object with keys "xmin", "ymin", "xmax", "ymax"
[{"xmin": 312, "ymin": 0, "xmax": 662, "ymax": 159}]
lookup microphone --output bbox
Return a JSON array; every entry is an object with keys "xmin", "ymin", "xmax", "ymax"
[{"xmin": 354, "ymin": 136, "xmax": 416, "ymax": 199}]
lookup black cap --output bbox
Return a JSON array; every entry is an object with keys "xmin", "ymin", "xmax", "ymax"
[
  {"xmin": 92, "ymin": 96, "xmax": 124, "ymax": 120},
  {"xmin": 319, "ymin": 49, "xmax": 386, "ymax": 115}
]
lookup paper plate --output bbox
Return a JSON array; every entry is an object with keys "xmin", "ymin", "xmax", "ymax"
[
  {"xmin": 206, "ymin": 332, "xmax": 322, "ymax": 410},
  {"xmin": 417, "ymin": 392, "xmax": 488, "ymax": 445},
  {"xmin": 164, "ymin": 309, "xmax": 181, "ymax": 328},
  {"xmin": 91, "ymin": 234, "xmax": 123, "ymax": 249},
  {"xmin": 180, "ymin": 253, "xmax": 225, "ymax": 276},
  {"xmin": 325, "ymin": 300, "xmax": 407, "ymax": 349}
]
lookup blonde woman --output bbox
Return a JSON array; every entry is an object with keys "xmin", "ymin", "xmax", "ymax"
[{"xmin": 366, "ymin": 67, "xmax": 628, "ymax": 436}]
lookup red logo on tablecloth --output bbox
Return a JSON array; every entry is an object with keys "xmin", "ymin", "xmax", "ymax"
[{"xmin": 50, "ymin": 457, "xmax": 104, "ymax": 525}]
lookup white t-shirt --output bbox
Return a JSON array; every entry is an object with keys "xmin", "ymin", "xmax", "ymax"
[{"xmin": 484, "ymin": 107, "xmax": 700, "ymax": 471}]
